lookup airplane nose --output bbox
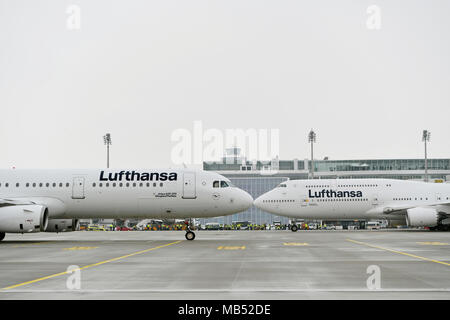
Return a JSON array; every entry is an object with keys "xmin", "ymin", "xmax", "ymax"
[
  {"xmin": 241, "ymin": 191, "xmax": 253, "ymax": 210},
  {"xmin": 253, "ymin": 195, "xmax": 263, "ymax": 209}
]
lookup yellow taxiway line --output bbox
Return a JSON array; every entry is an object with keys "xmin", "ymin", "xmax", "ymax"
[
  {"xmin": 346, "ymin": 239, "xmax": 450, "ymax": 267},
  {"xmin": 283, "ymin": 242, "xmax": 309, "ymax": 246},
  {"xmin": 2, "ymin": 240, "xmax": 182, "ymax": 290},
  {"xmin": 217, "ymin": 246, "xmax": 246, "ymax": 250}
]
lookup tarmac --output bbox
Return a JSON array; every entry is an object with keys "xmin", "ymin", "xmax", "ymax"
[{"xmin": 0, "ymin": 229, "xmax": 449, "ymax": 299}]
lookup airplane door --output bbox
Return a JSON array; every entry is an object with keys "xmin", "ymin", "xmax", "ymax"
[
  {"xmin": 72, "ymin": 177, "xmax": 85, "ymax": 199},
  {"xmin": 372, "ymin": 194, "xmax": 379, "ymax": 206},
  {"xmin": 330, "ymin": 179, "xmax": 337, "ymax": 191},
  {"xmin": 301, "ymin": 194, "xmax": 308, "ymax": 207},
  {"xmin": 182, "ymin": 172, "xmax": 196, "ymax": 199}
]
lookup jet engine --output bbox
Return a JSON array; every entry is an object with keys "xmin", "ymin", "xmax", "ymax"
[
  {"xmin": 45, "ymin": 219, "xmax": 79, "ymax": 232},
  {"xmin": 406, "ymin": 207, "xmax": 439, "ymax": 227},
  {"xmin": 0, "ymin": 205, "xmax": 49, "ymax": 233}
]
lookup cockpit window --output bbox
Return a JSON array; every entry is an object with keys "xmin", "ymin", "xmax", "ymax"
[
  {"xmin": 213, "ymin": 181, "xmax": 220, "ymax": 188},
  {"xmin": 278, "ymin": 183, "xmax": 287, "ymax": 188},
  {"xmin": 220, "ymin": 181, "xmax": 229, "ymax": 188}
]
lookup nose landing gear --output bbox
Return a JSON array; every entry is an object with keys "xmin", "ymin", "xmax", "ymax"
[
  {"xmin": 185, "ymin": 230, "xmax": 196, "ymax": 240},
  {"xmin": 184, "ymin": 220, "xmax": 196, "ymax": 240},
  {"xmin": 291, "ymin": 224, "xmax": 298, "ymax": 232}
]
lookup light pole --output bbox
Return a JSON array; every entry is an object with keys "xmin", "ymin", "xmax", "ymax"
[
  {"xmin": 422, "ymin": 130, "xmax": 430, "ymax": 182},
  {"xmin": 103, "ymin": 133, "xmax": 113, "ymax": 228},
  {"xmin": 308, "ymin": 129, "xmax": 316, "ymax": 179},
  {"xmin": 103, "ymin": 133, "xmax": 112, "ymax": 168}
]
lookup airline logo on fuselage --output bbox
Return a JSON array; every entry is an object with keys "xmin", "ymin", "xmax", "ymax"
[
  {"xmin": 308, "ymin": 189, "xmax": 363, "ymax": 198},
  {"xmin": 99, "ymin": 170, "xmax": 178, "ymax": 182}
]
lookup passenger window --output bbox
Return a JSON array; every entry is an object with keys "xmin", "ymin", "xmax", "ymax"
[
  {"xmin": 220, "ymin": 181, "xmax": 229, "ymax": 188},
  {"xmin": 213, "ymin": 181, "xmax": 220, "ymax": 188}
]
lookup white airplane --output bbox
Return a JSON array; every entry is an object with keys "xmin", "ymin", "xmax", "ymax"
[
  {"xmin": 254, "ymin": 178, "xmax": 450, "ymax": 231},
  {"xmin": 0, "ymin": 168, "xmax": 253, "ymax": 241}
]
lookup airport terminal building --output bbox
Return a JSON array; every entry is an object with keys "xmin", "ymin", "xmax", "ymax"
[{"xmin": 199, "ymin": 148, "xmax": 450, "ymax": 226}]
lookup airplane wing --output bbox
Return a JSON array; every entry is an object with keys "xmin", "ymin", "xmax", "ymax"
[
  {"xmin": 0, "ymin": 197, "xmax": 66, "ymax": 215},
  {"xmin": 0, "ymin": 198, "xmax": 37, "ymax": 206},
  {"xmin": 370, "ymin": 201, "xmax": 450, "ymax": 215}
]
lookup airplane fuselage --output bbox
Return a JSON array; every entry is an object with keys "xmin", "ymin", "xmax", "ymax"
[
  {"xmin": 254, "ymin": 179, "xmax": 450, "ymax": 223},
  {"xmin": 0, "ymin": 168, "xmax": 253, "ymax": 219}
]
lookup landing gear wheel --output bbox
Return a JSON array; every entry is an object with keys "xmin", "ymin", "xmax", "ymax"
[
  {"xmin": 291, "ymin": 225, "xmax": 298, "ymax": 232},
  {"xmin": 0, "ymin": 232, "xmax": 5, "ymax": 241},
  {"xmin": 185, "ymin": 231, "xmax": 196, "ymax": 241}
]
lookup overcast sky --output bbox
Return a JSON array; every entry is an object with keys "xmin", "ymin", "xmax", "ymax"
[{"xmin": 1, "ymin": 0, "xmax": 449, "ymax": 169}]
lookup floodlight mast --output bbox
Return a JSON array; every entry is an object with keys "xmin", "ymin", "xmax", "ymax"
[
  {"xmin": 103, "ymin": 133, "xmax": 112, "ymax": 169},
  {"xmin": 422, "ymin": 130, "xmax": 430, "ymax": 182},
  {"xmin": 308, "ymin": 129, "xmax": 316, "ymax": 179}
]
